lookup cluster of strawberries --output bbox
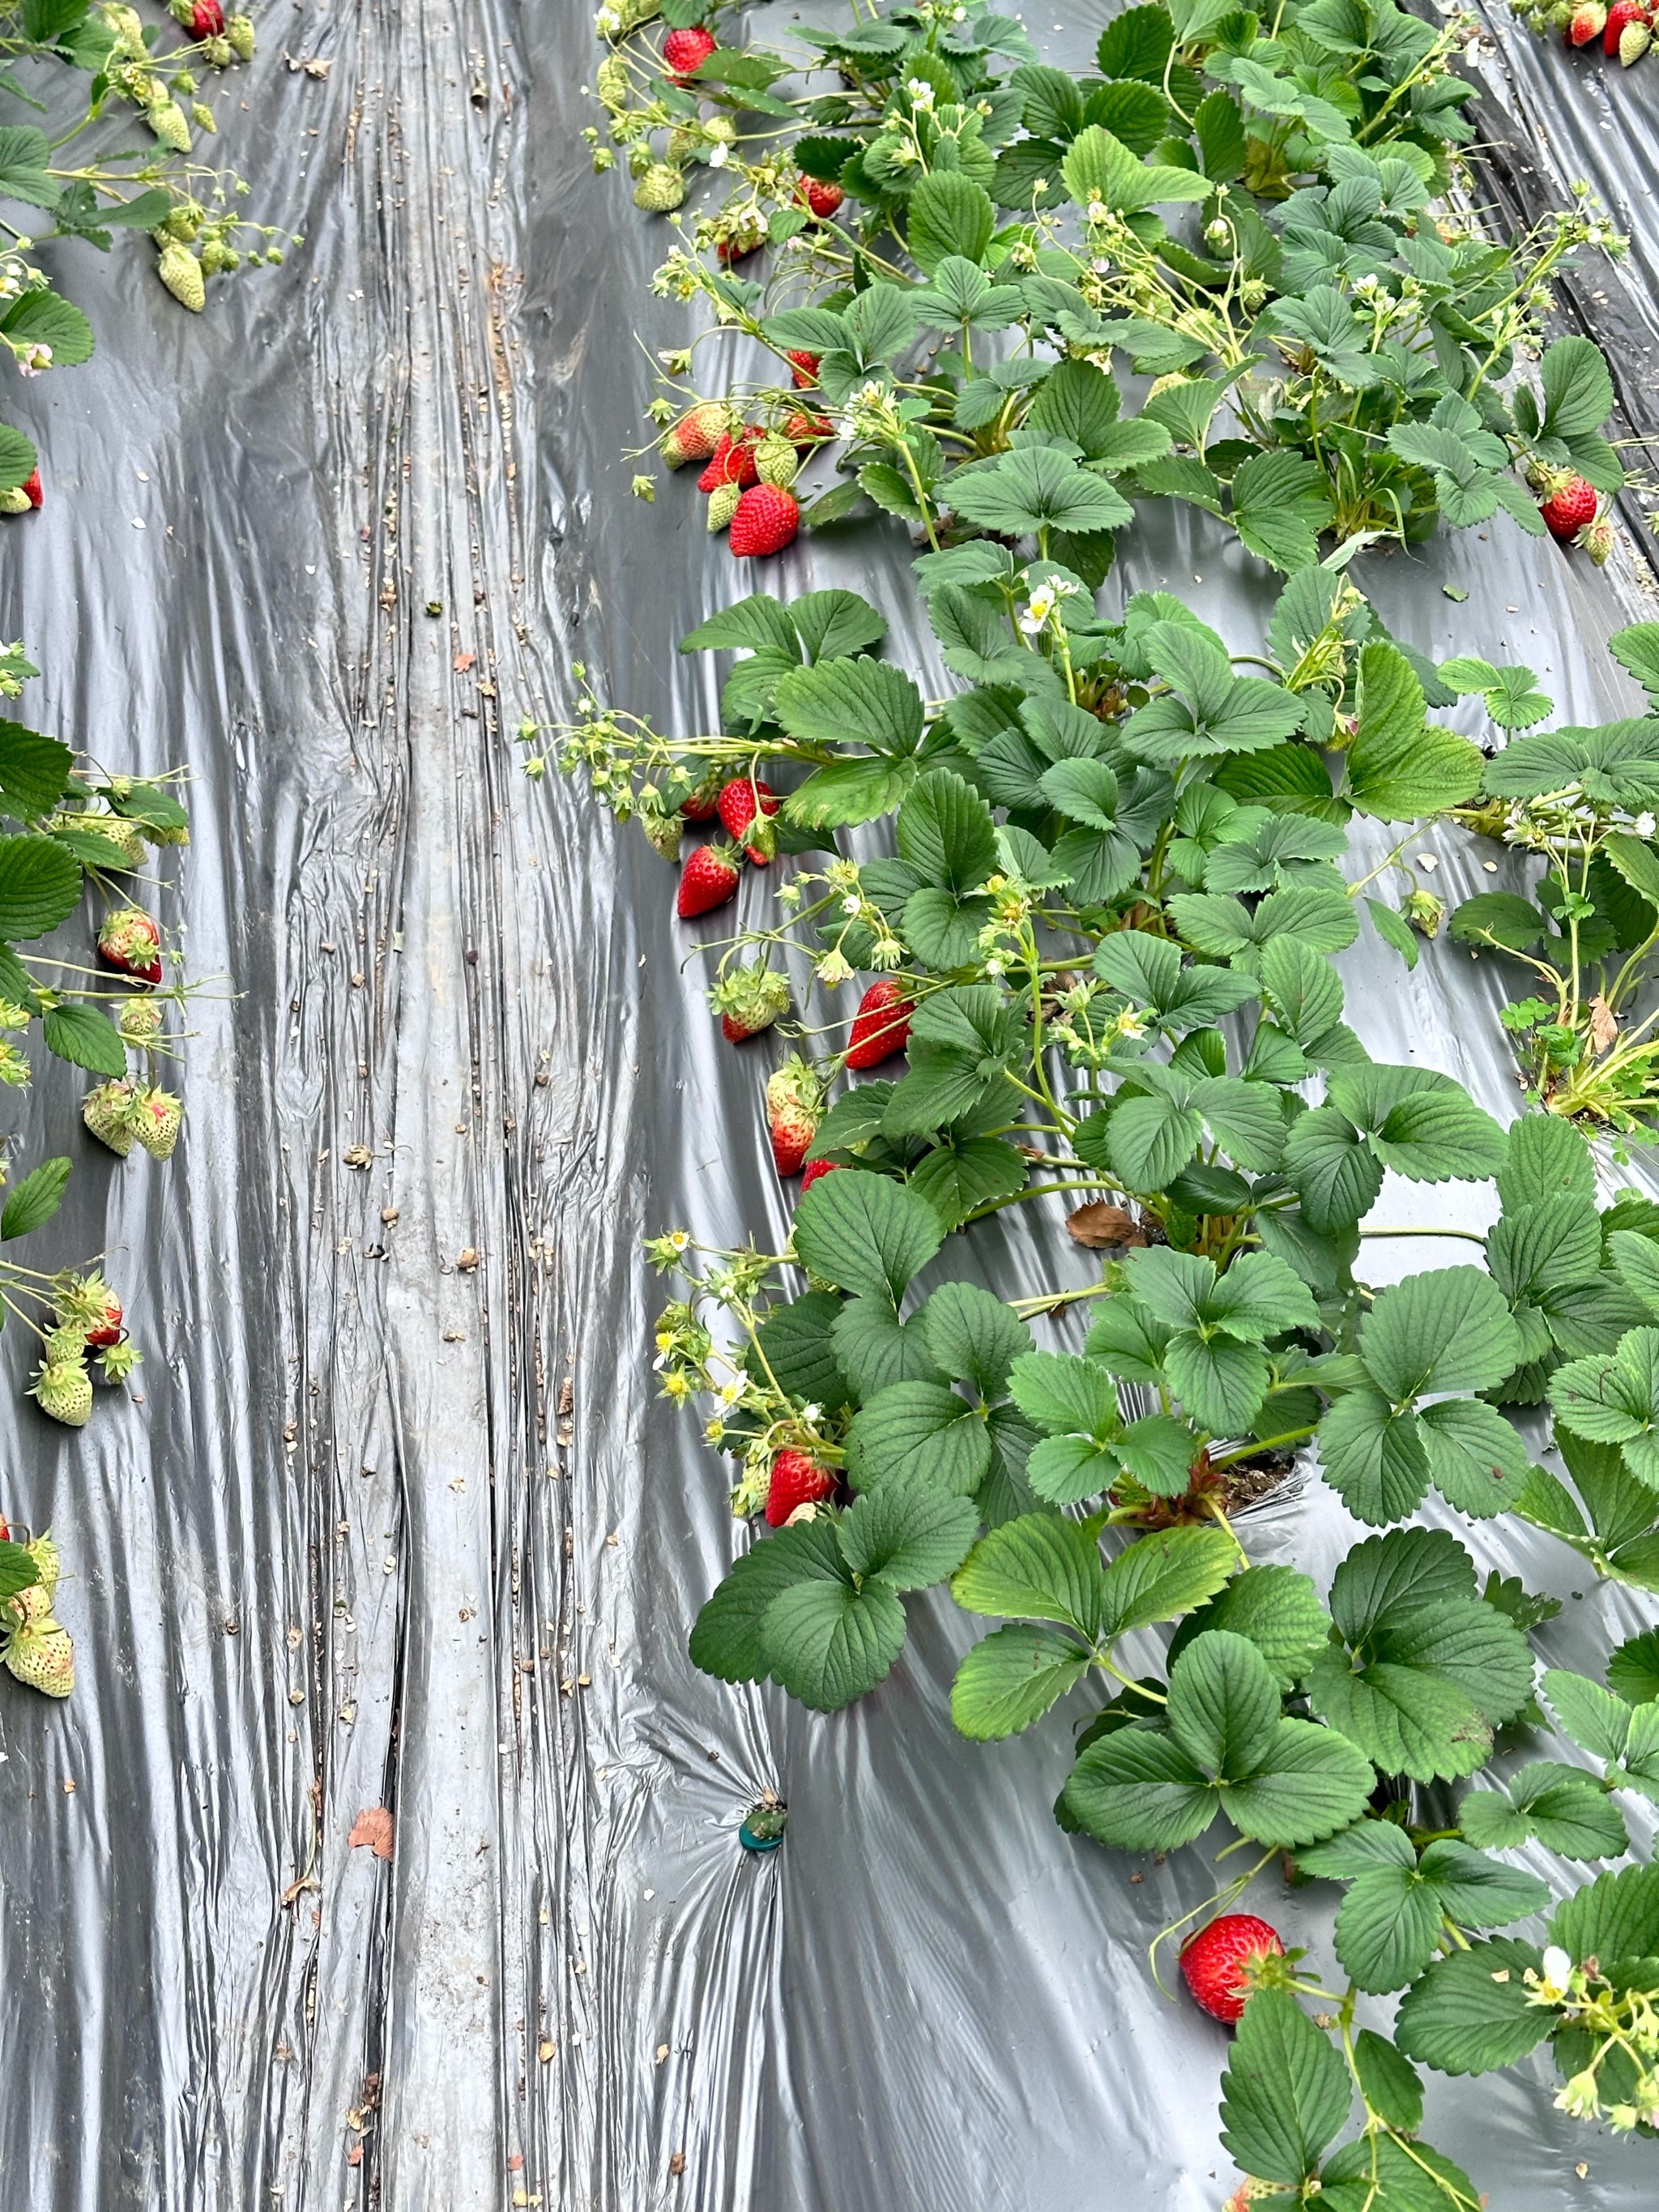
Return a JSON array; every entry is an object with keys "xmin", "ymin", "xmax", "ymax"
[
  {"xmin": 659, "ymin": 340, "xmax": 834, "ymax": 557},
  {"xmin": 674, "ymin": 771, "xmax": 916, "ymax": 1519},
  {"xmin": 30, "ymin": 1272, "xmax": 135, "ymax": 1431},
  {"xmin": 81, "ymin": 905, "xmax": 183, "ymax": 1168},
  {"xmin": 1559, "ymin": 0, "xmax": 1653, "ymax": 62},
  {"xmin": 0, "ymin": 1520, "xmax": 74, "ymax": 1697}
]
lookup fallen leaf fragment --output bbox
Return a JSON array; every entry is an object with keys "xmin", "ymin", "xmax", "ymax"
[
  {"xmin": 349, "ymin": 1805, "xmax": 394, "ymax": 1860},
  {"xmin": 1065, "ymin": 1202, "xmax": 1145, "ymax": 1251}
]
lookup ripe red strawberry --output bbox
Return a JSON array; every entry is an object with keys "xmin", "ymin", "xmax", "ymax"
[
  {"xmin": 680, "ymin": 771, "xmax": 722, "ymax": 822},
  {"xmin": 716, "ymin": 775, "xmax": 780, "ymax": 861},
  {"xmin": 98, "ymin": 906, "xmax": 162, "ymax": 985},
  {"xmin": 1179, "ymin": 1915, "xmax": 1286, "ymax": 2024},
  {"xmin": 764, "ymin": 1447, "xmax": 837, "ymax": 1526},
  {"xmin": 766, "ymin": 1055, "xmax": 821, "ymax": 1176},
  {"xmin": 795, "ymin": 177, "xmax": 844, "ymax": 220},
  {"xmin": 846, "ymin": 979, "xmax": 912, "ymax": 1070},
  {"xmin": 663, "ymin": 24, "xmax": 715, "ymax": 80},
  {"xmin": 799, "ymin": 1159, "xmax": 845, "ymax": 1194},
  {"xmin": 22, "ymin": 467, "xmax": 41, "ymax": 509},
  {"xmin": 1539, "ymin": 472, "xmax": 1597, "ymax": 541},
  {"xmin": 192, "ymin": 0, "xmax": 224, "ymax": 31},
  {"xmin": 676, "ymin": 843, "xmax": 740, "ymax": 918},
  {"xmin": 784, "ymin": 408, "xmax": 833, "ymax": 447},
  {"xmin": 1605, "ymin": 0, "xmax": 1645, "ymax": 49},
  {"xmin": 786, "ymin": 349, "xmax": 821, "ymax": 388},
  {"xmin": 697, "ymin": 428, "xmax": 760, "ymax": 493},
  {"xmin": 729, "ymin": 483, "xmax": 799, "ymax": 557},
  {"xmin": 1567, "ymin": 0, "xmax": 1607, "ymax": 40}
]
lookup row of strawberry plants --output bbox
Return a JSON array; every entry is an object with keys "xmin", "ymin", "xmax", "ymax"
[
  {"xmin": 0, "ymin": 0, "xmax": 275, "ymax": 1693},
  {"xmin": 0, "ymin": 0, "xmax": 292, "ymax": 511},
  {"xmin": 553, "ymin": 0, "xmax": 1659, "ymax": 2193}
]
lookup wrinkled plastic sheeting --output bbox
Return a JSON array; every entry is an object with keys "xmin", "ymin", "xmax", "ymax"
[{"xmin": 0, "ymin": 0, "xmax": 1653, "ymax": 2206}]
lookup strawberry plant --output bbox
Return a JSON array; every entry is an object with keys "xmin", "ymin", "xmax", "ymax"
[
  {"xmin": 0, "ymin": 0, "xmax": 293, "ymax": 503},
  {"xmin": 591, "ymin": 0, "xmax": 1634, "ymax": 571},
  {"xmin": 539, "ymin": 0, "xmax": 1659, "ymax": 2194}
]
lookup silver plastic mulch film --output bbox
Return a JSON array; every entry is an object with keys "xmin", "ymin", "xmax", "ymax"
[{"xmin": 0, "ymin": 1, "xmax": 1654, "ymax": 2207}]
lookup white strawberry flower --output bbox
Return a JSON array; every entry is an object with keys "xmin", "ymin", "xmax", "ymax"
[{"xmin": 906, "ymin": 77, "xmax": 936, "ymax": 109}]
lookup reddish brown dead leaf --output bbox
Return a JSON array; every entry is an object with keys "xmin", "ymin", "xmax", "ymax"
[
  {"xmin": 1589, "ymin": 995, "xmax": 1619, "ymax": 1056},
  {"xmin": 1065, "ymin": 1202, "xmax": 1145, "ymax": 1251},
  {"xmin": 347, "ymin": 2145, "xmax": 363, "ymax": 2168},
  {"xmin": 453, "ymin": 651, "xmax": 477, "ymax": 673},
  {"xmin": 349, "ymin": 1805, "xmax": 394, "ymax": 1860}
]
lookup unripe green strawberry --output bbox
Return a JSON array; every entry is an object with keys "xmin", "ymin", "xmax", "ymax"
[
  {"xmin": 706, "ymin": 480, "xmax": 742, "ymax": 532},
  {"xmin": 158, "ymin": 242, "xmax": 207, "ymax": 313},
  {"xmin": 191, "ymin": 101, "xmax": 216, "ymax": 132},
  {"xmin": 133, "ymin": 1085, "xmax": 183, "ymax": 1160},
  {"xmin": 7, "ymin": 1532, "xmax": 59, "ymax": 1626},
  {"xmin": 1621, "ymin": 15, "xmax": 1651, "ymax": 53},
  {"xmin": 203, "ymin": 32, "xmax": 232, "ymax": 64},
  {"xmin": 1402, "ymin": 888, "xmax": 1445, "ymax": 938},
  {"xmin": 753, "ymin": 434, "xmax": 799, "ymax": 489},
  {"xmin": 97, "ymin": 1338, "xmax": 142, "ymax": 1385},
  {"xmin": 65, "ymin": 812, "xmax": 150, "ymax": 867},
  {"xmin": 83, "ymin": 1078, "xmax": 139, "ymax": 1156},
  {"xmin": 1582, "ymin": 515, "xmax": 1614, "ymax": 566},
  {"xmin": 633, "ymin": 164, "xmax": 686, "ymax": 213},
  {"xmin": 146, "ymin": 97, "xmax": 191, "ymax": 152},
  {"xmin": 638, "ymin": 805, "xmax": 685, "ymax": 860},
  {"xmin": 32, "ymin": 1356, "xmax": 92, "ymax": 1428},
  {"xmin": 106, "ymin": 2, "xmax": 147, "ymax": 53},
  {"xmin": 596, "ymin": 53, "xmax": 629, "ymax": 105},
  {"xmin": 5, "ymin": 1613, "xmax": 75, "ymax": 1696},
  {"xmin": 119, "ymin": 998, "xmax": 165, "ymax": 1049},
  {"xmin": 225, "ymin": 11, "xmax": 254, "ymax": 56},
  {"xmin": 143, "ymin": 817, "xmax": 190, "ymax": 848},
  {"xmin": 27, "ymin": 1533, "xmax": 59, "ymax": 1601},
  {"xmin": 0, "ymin": 486, "xmax": 31, "ymax": 516}
]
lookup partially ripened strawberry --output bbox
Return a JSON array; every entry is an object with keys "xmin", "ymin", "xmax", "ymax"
[
  {"xmin": 1567, "ymin": 0, "xmax": 1607, "ymax": 40},
  {"xmin": 1179, "ymin": 1915, "xmax": 1286, "ymax": 2024},
  {"xmin": 661, "ymin": 401, "xmax": 728, "ymax": 468},
  {"xmin": 795, "ymin": 177, "xmax": 844, "ymax": 220},
  {"xmin": 766, "ymin": 1055, "xmax": 821, "ymax": 1176},
  {"xmin": 729, "ymin": 483, "xmax": 799, "ymax": 557},
  {"xmin": 22, "ymin": 468, "xmax": 41, "ymax": 509},
  {"xmin": 697, "ymin": 427, "xmax": 761, "ymax": 492},
  {"xmin": 715, "ymin": 219, "xmax": 768, "ymax": 264},
  {"xmin": 1605, "ymin": 0, "xmax": 1646, "ymax": 49},
  {"xmin": 98, "ymin": 906, "xmax": 162, "ymax": 985},
  {"xmin": 716, "ymin": 775, "xmax": 780, "ymax": 862},
  {"xmin": 846, "ymin": 979, "xmax": 912, "ymax": 1070},
  {"xmin": 662, "ymin": 24, "xmax": 715, "ymax": 81},
  {"xmin": 1539, "ymin": 472, "xmax": 1598, "ymax": 541},
  {"xmin": 786, "ymin": 349, "xmax": 821, "ymax": 388},
  {"xmin": 677, "ymin": 843, "xmax": 741, "ymax": 918},
  {"xmin": 132, "ymin": 1084, "xmax": 183, "ymax": 1160},
  {"xmin": 764, "ymin": 1447, "xmax": 837, "ymax": 1526},
  {"xmin": 710, "ymin": 961, "xmax": 791, "ymax": 1042},
  {"xmin": 799, "ymin": 1158, "xmax": 846, "ymax": 1194}
]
